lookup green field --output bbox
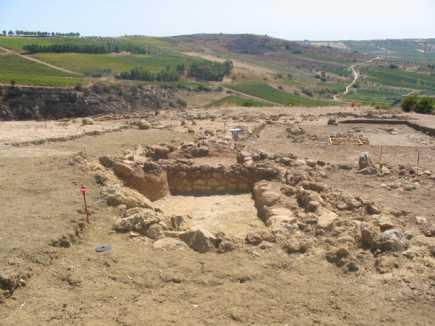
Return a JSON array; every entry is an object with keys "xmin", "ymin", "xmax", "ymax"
[
  {"xmin": 227, "ymin": 82, "xmax": 333, "ymax": 106},
  {"xmin": 32, "ymin": 53, "xmax": 200, "ymax": 76},
  {"xmin": 366, "ymin": 68, "xmax": 435, "ymax": 91},
  {"xmin": 208, "ymin": 95, "xmax": 269, "ymax": 107},
  {"xmin": 0, "ymin": 54, "xmax": 84, "ymax": 86}
]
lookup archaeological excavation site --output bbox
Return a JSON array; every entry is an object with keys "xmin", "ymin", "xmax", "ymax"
[{"xmin": 1, "ymin": 103, "xmax": 434, "ymax": 325}]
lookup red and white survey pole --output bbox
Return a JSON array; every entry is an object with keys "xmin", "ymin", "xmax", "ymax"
[{"xmin": 80, "ymin": 185, "xmax": 90, "ymax": 224}]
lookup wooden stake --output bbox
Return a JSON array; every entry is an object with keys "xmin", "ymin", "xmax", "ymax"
[{"xmin": 80, "ymin": 186, "xmax": 90, "ymax": 224}]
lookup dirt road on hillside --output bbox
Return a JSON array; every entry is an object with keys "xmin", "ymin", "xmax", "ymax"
[{"xmin": 334, "ymin": 56, "xmax": 381, "ymax": 101}]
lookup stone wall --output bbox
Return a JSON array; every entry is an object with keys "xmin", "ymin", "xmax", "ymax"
[{"xmin": 164, "ymin": 161, "xmax": 279, "ymax": 195}]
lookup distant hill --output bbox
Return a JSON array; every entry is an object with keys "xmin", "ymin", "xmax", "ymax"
[{"xmin": 0, "ymin": 34, "xmax": 434, "ymax": 108}]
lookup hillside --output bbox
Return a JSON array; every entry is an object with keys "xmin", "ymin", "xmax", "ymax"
[{"xmin": 0, "ymin": 34, "xmax": 434, "ymax": 108}]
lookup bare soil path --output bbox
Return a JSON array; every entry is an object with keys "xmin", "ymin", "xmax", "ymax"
[{"xmin": 334, "ymin": 57, "xmax": 381, "ymax": 101}]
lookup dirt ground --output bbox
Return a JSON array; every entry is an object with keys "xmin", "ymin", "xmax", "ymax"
[{"xmin": 0, "ymin": 105, "xmax": 434, "ymax": 325}]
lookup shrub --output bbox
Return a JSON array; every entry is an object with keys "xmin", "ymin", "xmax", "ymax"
[
  {"xmin": 401, "ymin": 95, "xmax": 418, "ymax": 112},
  {"xmin": 415, "ymin": 97, "xmax": 434, "ymax": 114}
]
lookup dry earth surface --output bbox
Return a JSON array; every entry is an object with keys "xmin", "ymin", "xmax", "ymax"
[{"xmin": 0, "ymin": 106, "xmax": 434, "ymax": 326}]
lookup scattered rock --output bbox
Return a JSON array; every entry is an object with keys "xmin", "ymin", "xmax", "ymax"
[
  {"xmin": 113, "ymin": 208, "xmax": 161, "ymax": 234},
  {"xmin": 420, "ymin": 223, "xmax": 435, "ymax": 237},
  {"xmin": 326, "ymin": 248, "xmax": 359, "ymax": 272},
  {"xmin": 380, "ymin": 229, "xmax": 409, "ymax": 252},
  {"xmin": 327, "ymin": 117, "xmax": 338, "ymax": 126},
  {"xmin": 146, "ymin": 223, "xmax": 165, "ymax": 240},
  {"xmin": 245, "ymin": 231, "xmax": 275, "ymax": 246},
  {"xmin": 316, "ymin": 208, "xmax": 338, "ymax": 229},
  {"xmin": 284, "ymin": 239, "xmax": 310, "ymax": 254}
]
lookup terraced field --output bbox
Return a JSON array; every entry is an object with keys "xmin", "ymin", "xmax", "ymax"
[{"xmin": 227, "ymin": 82, "xmax": 334, "ymax": 107}]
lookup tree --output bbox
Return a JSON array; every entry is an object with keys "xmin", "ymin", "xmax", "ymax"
[
  {"xmin": 8, "ymin": 30, "xmax": 14, "ymax": 36},
  {"xmin": 2, "ymin": 30, "xmax": 6, "ymax": 36},
  {"xmin": 223, "ymin": 60, "xmax": 234, "ymax": 75}
]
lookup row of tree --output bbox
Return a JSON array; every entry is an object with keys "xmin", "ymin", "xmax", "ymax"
[
  {"xmin": 118, "ymin": 60, "xmax": 234, "ymax": 82},
  {"xmin": 118, "ymin": 66, "xmax": 181, "ymax": 82},
  {"xmin": 23, "ymin": 42, "xmax": 155, "ymax": 55},
  {"xmin": 1, "ymin": 30, "xmax": 80, "ymax": 37}
]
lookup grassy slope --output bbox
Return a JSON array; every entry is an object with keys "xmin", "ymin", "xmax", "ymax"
[
  {"xmin": 227, "ymin": 82, "xmax": 333, "ymax": 106},
  {"xmin": 0, "ymin": 54, "xmax": 84, "ymax": 87}
]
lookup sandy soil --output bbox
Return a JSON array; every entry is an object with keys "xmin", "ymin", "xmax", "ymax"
[
  {"xmin": 0, "ymin": 120, "xmax": 127, "ymax": 145},
  {"xmin": 155, "ymin": 194, "xmax": 265, "ymax": 240},
  {"xmin": 0, "ymin": 106, "xmax": 434, "ymax": 325}
]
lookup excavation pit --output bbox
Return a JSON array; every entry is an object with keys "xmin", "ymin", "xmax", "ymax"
[{"xmin": 155, "ymin": 194, "xmax": 267, "ymax": 240}]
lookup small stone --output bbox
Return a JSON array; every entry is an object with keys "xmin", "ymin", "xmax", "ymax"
[
  {"xmin": 375, "ymin": 215, "xmax": 395, "ymax": 231},
  {"xmin": 284, "ymin": 240, "xmax": 309, "ymax": 254},
  {"xmin": 380, "ymin": 166, "xmax": 391, "ymax": 175},
  {"xmin": 307, "ymin": 201, "xmax": 321, "ymax": 212},
  {"xmin": 218, "ymin": 240, "xmax": 236, "ymax": 253},
  {"xmin": 380, "ymin": 229, "xmax": 409, "ymax": 252},
  {"xmin": 259, "ymin": 241, "xmax": 273, "ymax": 250},
  {"xmin": 146, "ymin": 224, "xmax": 165, "ymax": 240},
  {"xmin": 366, "ymin": 202, "xmax": 381, "ymax": 215},
  {"xmin": 317, "ymin": 208, "xmax": 338, "ymax": 229},
  {"xmin": 403, "ymin": 184, "xmax": 416, "ymax": 191},
  {"xmin": 375, "ymin": 256, "xmax": 397, "ymax": 274},
  {"xmin": 338, "ymin": 164, "xmax": 353, "ymax": 171},
  {"xmin": 137, "ymin": 120, "xmax": 151, "ymax": 130},
  {"xmin": 306, "ymin": 159, "xmax": 317, "ymax": 167},
  {"xmin": 415, "ymin": 216, "xmax": 427, "ymax": 225},
  {"xmin": 81, "ymin": 117, "xmax": 94, "ymax": 126}
]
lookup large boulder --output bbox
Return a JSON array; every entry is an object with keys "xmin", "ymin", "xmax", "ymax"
[
  {"xmin": 179, "ymin": 228, "xmax": 218, "ymax": 253},
  {"xmin": 113, "ymin": 161, "xmax": 169, "ymax": 201}
]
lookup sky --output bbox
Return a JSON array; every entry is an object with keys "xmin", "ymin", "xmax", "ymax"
[{"xmin": 0, "ymin": 0, "xmax": 434, "ymax": 40}]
